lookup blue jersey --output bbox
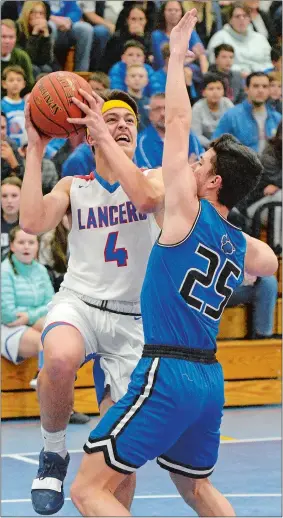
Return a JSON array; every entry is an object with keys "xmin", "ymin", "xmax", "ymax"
[{"xmin": 141, "ymin": 199, "xmax": 246, "ymax": 351}]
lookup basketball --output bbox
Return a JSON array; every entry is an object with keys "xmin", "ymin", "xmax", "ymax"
[{"xmin": 29, "ymin": 71, "xmax": 93, "ymax": 138}]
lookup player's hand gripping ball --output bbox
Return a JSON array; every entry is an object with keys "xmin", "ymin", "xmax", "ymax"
[{"xmin": 29, "ymin": 71, "xmax": 93, "ymax": 137}]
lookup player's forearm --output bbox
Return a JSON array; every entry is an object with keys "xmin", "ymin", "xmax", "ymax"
[
  {"xmin": 165, "ymin": 52, "xmax": 191, "ymax": 130},
  {"xmin": 20, "ymin": 146, "xmax": 46, "ymax": 233},
  {"xmin": 98, "ymin": 135, "xmax": 162, "ymax": 213}
]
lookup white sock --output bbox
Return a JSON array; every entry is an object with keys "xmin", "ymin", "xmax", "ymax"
[{"xmin": 41, "ymin": 426, "xmax": 68, "ymax": 459}]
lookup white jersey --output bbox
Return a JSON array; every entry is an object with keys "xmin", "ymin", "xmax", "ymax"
[{"xmin": 62, "ymin": 173, "xmax": 159, "ymax": 302}]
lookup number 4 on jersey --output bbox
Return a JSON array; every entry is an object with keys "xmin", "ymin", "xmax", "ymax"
[{"xmin": 104, "ymin": 231, "xmax": 128, "ymax": 267}]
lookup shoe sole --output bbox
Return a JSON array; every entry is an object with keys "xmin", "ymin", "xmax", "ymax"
[{"xmin": 32, "ymin": 492, "xmax": 64, "ymax": 516}]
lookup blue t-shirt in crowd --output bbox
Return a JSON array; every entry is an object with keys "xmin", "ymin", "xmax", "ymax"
[
  {"xmin": 47, "ymin": 0, "xmax": 82, "ymax": 22},
  {"xmin": 1, "ymin": 96, "xmax": 26, "ymax": 147},
  {"xmin": 151, "ymin": 29, "xmax": 201, "ymax": 70},
  {"xmin": 62, "ymin": 143, "xmax": 95, "ymax": 177}
]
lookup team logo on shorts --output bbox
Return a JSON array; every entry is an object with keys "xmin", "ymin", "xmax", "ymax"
[{"xmin": 221, "ymin": 234, "xmax": 235, "ymax": 255}]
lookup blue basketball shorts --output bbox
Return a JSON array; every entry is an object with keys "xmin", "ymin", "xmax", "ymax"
[{"xmin": 84, "ymin": 349, "xmax": 225, "ymax": 478}]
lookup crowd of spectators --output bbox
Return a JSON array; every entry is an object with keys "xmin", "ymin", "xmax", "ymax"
[{"xmin": 1, "ymin": 0, "xmax": 282, "ymax": 369}]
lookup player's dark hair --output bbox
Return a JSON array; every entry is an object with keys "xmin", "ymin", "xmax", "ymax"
[
  {"xmin": 156, "ymin": 0, "xmax": 185, "ymax": 31},
  {"xmin": 271, "ymin": 44, "xmax": 282, "ymax": 63},
  {"xmin": 210, "ymin": 134, "xmax": 263, "ymax": 210},
  {"xmin": 203, "ymin": 72, "xmax": 226, "ymax": 91},
  {"xmin": 214, "ymin": 43, "xmax": 234, "ymax": 58},
  {"xmin": 100, "ymin": 89, "xmax": 140, "ymax": 122},
  {"xmin": 123, "ymin": 39, "xmax": 145, "ymax": 54},
  {"xmin": 246, "ymin": 71, "xmax": 269, "ymax": 87}
]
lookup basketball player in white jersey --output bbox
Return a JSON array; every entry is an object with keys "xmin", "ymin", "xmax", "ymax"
[{"xmin": 20, "ymin": 90, "xmax": 164, "ymax": 516}]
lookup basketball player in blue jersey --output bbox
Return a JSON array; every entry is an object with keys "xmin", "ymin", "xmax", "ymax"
[
  {"xmin": 20, "ymin": 90, "xmax": 164, "ymax": 515},
  {"xmin": 68, "ymin": 9, "xmax": 278, "ymax": 517}
]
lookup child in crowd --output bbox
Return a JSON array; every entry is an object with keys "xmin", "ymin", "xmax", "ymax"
[
  {"xmin": 267, "ymin": 72, "xmax": 282, "ymax": 113},
  {"xmin": 1, "ymin": 65, "xmax": 27, "ymax": 147},
  {"xmin": 150, "ymin": 42, "xmax": 199, "ymax": 102},
  {"xmin": 88, "ymin": 71, "xmax": 110, "ymax": 91},
  {"xmin": 109, "ymin": 40, "xmax": 154, "ymax": 96},
  {"xmin": 1, "ymin": 176, "xmax": 21, "ymax": 261},
  {"xmin": 1, "ymin": 226, "xmax": 54, "ymax": 377},
  {"xmin": 191, "ymin": 72, "xmax": 234, "ymax": 149},
  {"xmin": 125, "ymin": 64, "xmax": 150, "ymax": 131}
]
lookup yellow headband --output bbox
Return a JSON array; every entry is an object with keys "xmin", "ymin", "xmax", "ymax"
[{"xmin": 101, "ymin": 100, "xmax": 137, "ymax": 126}]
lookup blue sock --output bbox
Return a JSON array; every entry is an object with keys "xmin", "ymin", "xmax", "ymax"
[{"xmin": 38, "ymin": 350, "xmax": 44, "ymax": 370}]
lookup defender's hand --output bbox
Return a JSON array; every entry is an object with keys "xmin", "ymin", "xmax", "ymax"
[{"xmin": 169, "ymin": 9, "xmax": 198, "ymax": 59}]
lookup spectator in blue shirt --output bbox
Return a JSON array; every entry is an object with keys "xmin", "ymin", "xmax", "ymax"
[
  {"xmin": 135, "ymin": 93, "xmax": 204, "ymax": 169},
  {"xmin": 109, "ymin": 40, "xmax": 154, "ymax": 97},
  {"xmin": 62, "ymin": 142, "xmax": 95, "ymax": 178},
  {"xmin": 149, "ymin": 42, "xmax": 199, "ymax": 101},
  {"xmin": 47, "ymin": 0, "xmax": 93, "ymax": 71},
  {"xmin": 213, "ymin": 72, "xmax": 281, "ymax": 154},
  {"xmin": 151, "ymin": 0, "xmax": 208, "ymax": 75}
]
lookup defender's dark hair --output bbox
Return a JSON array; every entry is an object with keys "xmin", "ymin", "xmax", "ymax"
[
  {"xmin": 99, "ymin": 89, "xmax": 140, "ymax": 123},
  {"xmin": 210, "ymin": 134, "xmax": 263, "ymax": 210},
  {"xmin": 123, "ymin": 39, "xmax": 146, "ymax": 54},
  {"xmin": 203, "ymin": 72, "xmax": 226, "ymax": 91},
  {"xmin": 271, "ymin": 44, "xmax": 282, "ymax": 63},
  {"xmin": 246, "ymin": 71, "xmax": 269, "ymax": 87},
  {"xmin": 214, "ymin": 43, "xmax": 234, "ymax": 58},
  {"xmin": 156, "ymin": 0, "xmax": 185, "ymax": 32}
]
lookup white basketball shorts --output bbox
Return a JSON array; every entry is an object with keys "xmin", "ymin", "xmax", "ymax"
[{"xmin": 42, "ymin": 288, "xmax": 144, "ymax": 403}]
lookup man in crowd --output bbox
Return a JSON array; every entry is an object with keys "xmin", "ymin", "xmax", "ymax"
[
  {"xmin": 1, "ymin": 19, "xmax": 34, "ymax": 94},
  {"xmin": 213, "ymin": 72, "xmax": 281, "ymax": 154},
  {"xmin": 209, "ymin": 43, "xmax": 245, "ymax": 104},
  {"xmin": 135, "ymin": 93, "xmax": 203, "ymax": 168}
]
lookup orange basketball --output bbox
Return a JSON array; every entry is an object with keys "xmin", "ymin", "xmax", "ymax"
[{"xmin": 29, "ymin": 71, "xmax": 93, "ymax": 138}]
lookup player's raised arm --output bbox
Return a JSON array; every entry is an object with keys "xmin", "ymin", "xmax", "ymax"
[
  {"xmin": 20, "ymin": 104, "xmax": 71, "ymax": 235},
  {"xmin": 162, "ymin": 9, "xmax": 198, "ymax": 215}
]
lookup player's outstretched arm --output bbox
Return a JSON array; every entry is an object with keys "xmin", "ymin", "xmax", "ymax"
[
  {"xmin": 162, "ymin": 9, "xmax": 198, "ymax": 218},
  {"xmin": 20, "ymin": 104, "xmax": 71, "ymax": 234},
  {"xmin": 244, "ymin": 233, "xmax": 278, "ymax": 277},
  {"xmin": 67, "ymin": 90, "xmax": 164, "ymax": 214}
]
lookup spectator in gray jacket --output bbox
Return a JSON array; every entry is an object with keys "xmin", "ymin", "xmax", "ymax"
[
  {"xmin": 191, "ymin": 72, "xmax": 234, "ymax": 149},
  {"xmin": 209, "ymin": 43, "xmax": 245, "ymax": 104}
]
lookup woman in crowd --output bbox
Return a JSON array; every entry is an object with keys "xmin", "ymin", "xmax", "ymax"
[
  {"xmin": 1, "ymin": 176, "xmax": 21, "ymax": 261},
  {"xmin": 16, "ymin": 1, "xmax": 55, "ymax": 77},
  {"xmin": 102, "ymin": 3, "xmax": 152, "ymax": 72},
  {"xmin": 115, "ymin": 1, "xmax": 158, "ymax": 33},
  {"xmin": 183, "ymin": 0, "xmax": 222, "ymax": 46},
  {"xmin": 243, "ymin": 0, "xmax": 276, "ymax": 45},
  {"xmin": 1, "ymin": 226, "xmax": 54, "ymax": 370},
  {"xmin": 151, "ymin": 0, "xmax": 208, "ymax": 76}
]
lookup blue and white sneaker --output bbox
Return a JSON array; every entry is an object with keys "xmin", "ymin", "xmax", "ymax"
[{"xmin": 31, "ymin": 449, "xmax": 70, "ymax": 515}]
